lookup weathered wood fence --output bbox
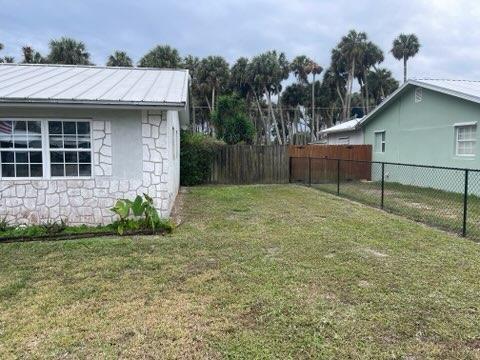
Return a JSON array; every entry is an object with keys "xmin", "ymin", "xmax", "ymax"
[
  {"xmin": 207, "ymin": 144, "xmax": 372, "ymax": 185},
  {"xmin": 289, "ymin": 145, "xmax": 373, "ymax": 183},
  {"xmin": 209, "ymin": 145, "xmax": 289, "ymax": 184}
]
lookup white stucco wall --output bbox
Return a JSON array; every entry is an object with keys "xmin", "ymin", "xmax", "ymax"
[
  {"xmin": 0, "ymin": 107, "xmax": 180, "ymax": 225},
  {"xmin": 326, "ymin": 130, "xmax": 364, "ymax": 145}
]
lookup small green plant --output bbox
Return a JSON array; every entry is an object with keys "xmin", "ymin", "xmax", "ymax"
[
  {"xmin": 0, "ymin": 217, "xmax": 10, "ymax": 232},
  {"xmin": 110, "ymin": 194, "xmax": 172, "ymax": 235},
  {"xmin": 41, "ymin": 219, "xmax": 67, "ymax": 235}
]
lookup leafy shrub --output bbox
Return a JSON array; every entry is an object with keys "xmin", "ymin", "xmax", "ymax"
[
  {"xmin": 180, "ymin": 130, "xmax": 224, "ymax": 186},
  {"xmin": 110, "ymin": 194, "xmax": 174, "ymax": 235},
  {"xmin": 0, "ymin": 217, "xmax": 9, "ymax": 232},
  {"xmin": 211, "ymin": 95, "xmax": 255, "ymax": 145}
]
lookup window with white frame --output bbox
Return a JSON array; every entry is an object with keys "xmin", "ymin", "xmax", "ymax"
[
  {"xmin": 48, "ymin": 121, "xmax": 92, "ymax": 177},
  {"xmin": 0, "ymin": 120, "xmax": 43, "ymax": 178},
  {"xmin": 455, "ymin": 124, "xmax": 476, "ymax": 157},
  {"xmin": 374, "ymin": 131, "xmax": 386, "ymax": 153},
  {"xmin": 0, "ymin": 119, "xmax": 92, "ymax": 179},
  {"xmin": 338, "ymin": 136, "xmax": 350, "ymax": 145}
]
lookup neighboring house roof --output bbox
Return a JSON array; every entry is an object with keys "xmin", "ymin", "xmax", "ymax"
[
  {"xmin": 359, "ymin": 79, "xmax": 480, "ymax": 128},
  {"xmin": 0, "ymin": 64, "xmax": 190, "ymax": 109},
  {"xmin": 319, "ymin": 118, "xmax": 363, "ymax": 135}
]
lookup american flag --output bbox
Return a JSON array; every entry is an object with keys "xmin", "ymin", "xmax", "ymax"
[{"xmin": 0, "ymin": 121, "xmax": 12, "ymax": 134}]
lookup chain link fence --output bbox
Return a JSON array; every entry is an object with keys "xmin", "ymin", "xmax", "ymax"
[{"xmin": 290, "ymin": 157, "xmax": 480, "ymax": 240}]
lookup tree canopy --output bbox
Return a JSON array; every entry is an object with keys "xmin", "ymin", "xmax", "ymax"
[
  {"xmin": 48, "ymin": 37, "xmax": 91, "ymax": 65},
  {"xmin": 138, "ymin": 45, "xmax": 182, "ymax": 68},
  {"xmin": 107, "ymin": 51, "xmax": 133, "ymax": 67}
]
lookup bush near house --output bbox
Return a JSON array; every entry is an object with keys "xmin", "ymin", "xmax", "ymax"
[{"xmin": 180, "ymin": 130, "xmax": 224, "ymax": 186}]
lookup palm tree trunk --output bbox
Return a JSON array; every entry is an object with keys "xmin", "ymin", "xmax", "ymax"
[
  {"xmin": 252, "ymin": 90, "xmax": 270, "ymax": 145},
  {"xmin": 311, "ymin": 74, "xmax": 315, "ymax": 141},
  {"xmin": 403, "ymin": 56, "xmax": 407, "ymax": 83},
  {"xmin": 211, "ymin": 87, "xmax": 215, "ymax": 114},
  {"xmin": 265, "ymin": 88, "xmax": 282, "ymax": 145},
  {"xmin": 364, "ymin": 71, "xmax": 370, "ymax": 115}
]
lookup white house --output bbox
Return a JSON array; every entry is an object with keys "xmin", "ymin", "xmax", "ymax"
[
  {"xmin": 0, "ymin": 64, "xmax": 190, "ymax": 225},
  {"xmin": 319, "ymin": 117, "xmax": 364, "ymax": 145}
]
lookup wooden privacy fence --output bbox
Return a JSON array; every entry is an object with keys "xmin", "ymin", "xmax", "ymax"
[
  {"xmin": 289, "ymin": 145, "xmax": 373, "ymax": 183},
  {"xmin": 209, "ymin": 145, "xmax": 289, "ymax": 184}
]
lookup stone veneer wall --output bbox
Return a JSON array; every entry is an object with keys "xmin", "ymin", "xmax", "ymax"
[{"xmin": 0, "ymin": 111, "xmax": 175, "ymax": 226}]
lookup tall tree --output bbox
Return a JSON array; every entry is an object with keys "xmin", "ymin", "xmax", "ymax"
[
  {"xmin": 290, "ymin": 56, "xmax": 323, "ymax": 139},
  {"xmin": 107, "ymin": 51, "xmax": 133, "ymax": 67},
  {"xmin": 367, "ymin": 68, "xmax": 399, "ymax": 105},
  {"xmin": 196, "ymin": 56, "xmax": 230, "ymax": 115},
  {"xmin": 334, "ymin": 30, "xmax": 368, "ymax": 120},
  {"xmin": 356, "ymin": 41, "xmax": 384, "ymax": 115},
  {"xmin": 391, "ymin": 34, "xmax": 420, "ymax": 83},
  {"xmin": 48, "ymin": 37, "xmax": 91, "ymax": 65},
  {"xmin": 22, "ymin": 46, "xmax": 45, "ymax": 64},
  {"xmin": 138, "ymin": 45, "xmax": 181, "ymax": 68},
  {"xmin": 247, "ymin": 50, "xmax": 289, "ymax": 144}
]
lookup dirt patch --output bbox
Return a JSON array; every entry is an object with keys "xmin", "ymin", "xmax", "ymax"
[
  {"xmin": 362, "ymin": 248, "xmax": 389, "ymax": 258},
  {"xmin": 171, "ymin": 187, "xmax": 188, "ymax": 226}
]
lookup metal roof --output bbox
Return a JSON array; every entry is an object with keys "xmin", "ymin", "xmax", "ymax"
[
  {"xmin": 359, "ymin": 79, "xmax": 480, "ymax": 128},
  {"xmin": 0, "ymin": 64, "xmax": 189, "ymax": 109},
  {"xmin": 320, "ymin": 118, "xmax": 363, "ymax": 134}
]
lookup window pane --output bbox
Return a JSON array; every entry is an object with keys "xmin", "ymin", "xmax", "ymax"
[
  {"xmin": 2, "ymin": 164, "xmax": 14, "ymax": 177},
  {"xmin": 1, "ymin": 151, "xmax": 13, "ymax": 163},
  {"xmin": 0, "ymin": 135, "xmax": 13, "ymax": 148},
  {"xmin": 0, "ymin": 121, "xmax": 13, "ymax": 135},
  {"xmin": 65, "ymin": 164, "xmax": 78, "ymax": 177},
  {"xmin": 49, "ymin": 136, "xmax": 63, "ymax": 148},
  {"xmin": 28, "ymin": 135, "xmax": 42, "ymax": 148},
  {"xmin": 63, "ymin": 122, "xmax": 76, "ymax": 134},
  {"xmin": 50, "ymin": 151, "xmax": 64, "ymax": 163},
  {"xmin": 51, "ymin": 164, "xmax": 64, "ymax": 176},
  {"xmin": 65, "ymin": 152, "xmax": 78, "ymax": 163},
  {"xmin": 49, "ymin": 121, "xmax": 62, "ymax": 134},
  {"xmin": 14, "ymin": 121, "xmax": 26, "ymax": 132},
  {"xmin": 27, "ymin": 121, "xmax": 41, "ymax": 135},
  {"xmin": 64, "ymin": 136, "xmax": 76, "ymax": 148},
  {"xmin": 15, "ymin": 151, "xmax": 28, "ymax": 163},
  {"xmin": 77, "ymin": 122, "xmax": 90, "ymax": 135},
  {"xmin": 30, "ymin": 164, "xmax": 42, "ymax": 177},
  {"xmin": 29, "ymin": 151, "xmax": 42, "ymax": 163},
  {"xmin": 77, "ymin": 137, "xmax": 90, "ymax": 149},
  {"xmin": 78, "ymin": 151, "xmax": 91, "ymax": 163},
  {"xmin": 13, "ymin": 135, "xmax": 27, "ymax": 148},
  {"xmin": 79, "ymin": 164, "xmax": 91, "ymax": 176},
  {"xmin": 16, "ymin": 164, "xmax": 28, "ymax": 177}
]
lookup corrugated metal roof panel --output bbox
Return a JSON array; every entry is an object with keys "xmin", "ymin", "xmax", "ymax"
[{"xmin": 0, "ymin": 64, "xmax": 189, "ymax": 108}]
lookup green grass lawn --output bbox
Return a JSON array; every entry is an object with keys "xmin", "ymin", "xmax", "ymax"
[
  {"xmin": 1, "ymin": 185, "xmax": 480, "ymax": 359},
  {"xmin": 313, "ymin": 180, "xmax": 480, "ymax": 240}
]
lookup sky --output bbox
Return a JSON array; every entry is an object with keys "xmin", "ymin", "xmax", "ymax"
[{"xmin": 1, "ymin": 0, "xmax": 480, "ymax": 82}]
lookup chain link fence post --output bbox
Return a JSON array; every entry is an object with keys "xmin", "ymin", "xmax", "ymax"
[
  {"xmin": 463, "ymin": 169, "xmax": 469, "ymax": 237},
  {"xmin": 337, "ymin": 159, "xmax": 340, "ymax": 195},
  {"xmin": 381, "ymin": 162, "xmax": 385, "ymax": 209},
  {"xmin": 308, "ymin": 156, "xmax": 311, "ymax": 187}
]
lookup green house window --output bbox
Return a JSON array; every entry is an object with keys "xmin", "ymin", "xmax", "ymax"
[
  {"xmin": 374, "ymin": 131, "xmax": 386, "ymax": 153},
  {"xmin": 456, "ymin": 124, "xmax": 476, "ymax": 157}
]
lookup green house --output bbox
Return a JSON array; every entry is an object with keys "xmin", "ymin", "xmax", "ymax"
[
  {"xmin": 360, "ymin": 79, "xmax": 480, "ymax": 169},
  {"xmin": 341, "ymin": 79, "xmax": 480, "ymax": 193}
]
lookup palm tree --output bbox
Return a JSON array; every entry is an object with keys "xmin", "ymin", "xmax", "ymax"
[
  {"xmin": 357, "ymin": 41, "xmax": 384, "ymax": 114},
  {"xmin": 0, "ymin": 43, "xmax": 3, "ymax": 51},
  {"xmin": 391, "ymin": 34, "xmax": 420, "ymax": 83},
  {"xmin": 196, "ymin": 56, "xmax": 230, "ymax": 115},
  {"xmin": 48, "ymin": 37, "xmax": 91, "ymax": 65},
  {"xmin": 107, "ymin": 51, "xmax": 133, "ymax": 67},
  {"xmin": 139, "ymin": 45, "xmax": 182, "ymax": 68},
  {"xmin": 335, "ymin": 30, "xmax": 368, "ymax": 120},
  {"xmin": 367, "ymin": 68, "xmax": 399, "ymax": 104},
  {"xmin": 22, "ymin": 46, "xmax": 45, "ymax": 64},
  {"xmin": 306, "ymin": 61, "xmax": 323, "ymax": 139}
]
